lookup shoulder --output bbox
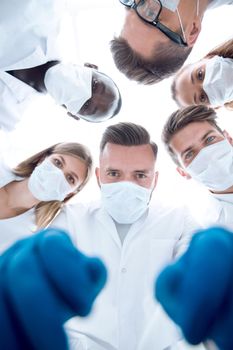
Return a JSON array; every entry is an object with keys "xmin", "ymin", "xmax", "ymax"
[{"xmin": 63, "ymin": 200, "xmax": 101, "ymax": 218}]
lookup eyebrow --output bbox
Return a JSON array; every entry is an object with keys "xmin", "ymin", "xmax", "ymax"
[
  {"xmin": 105, "ymin": 167, "xmax": 119, "ymax": 172},
  {"xmin": 134, "ymin": 169, "xmax": 151, "ymax": 174},
  {"xmin": 59, "ymin": 155, "xmax": 79, "ymax": 181}
]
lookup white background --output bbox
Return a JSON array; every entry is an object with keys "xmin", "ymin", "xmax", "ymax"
[{"xmin": 1, "ymin": 1, "xmax": 233, "ymax": 207}]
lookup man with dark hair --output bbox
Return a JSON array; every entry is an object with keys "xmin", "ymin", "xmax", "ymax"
[
  {"xmin": 110, "ymin": 0, "xmax": 233, "ymax": 84},
  {"xmin": 55, "ymin": 121, "xmax": 200, "ymax": 350},
  {"xmin": 162, "ymin": 105, "xmax": 233, "ymax": 228}
]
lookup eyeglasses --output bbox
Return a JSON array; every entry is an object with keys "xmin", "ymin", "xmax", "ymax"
[{"xmin": 120, "ymin": 0, "xmax": 187, "ymax": 47}]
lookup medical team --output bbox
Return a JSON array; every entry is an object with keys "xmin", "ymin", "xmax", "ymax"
[{"xmin": 1, "ymin": 1, "xmax": 233, "ymax": 349}]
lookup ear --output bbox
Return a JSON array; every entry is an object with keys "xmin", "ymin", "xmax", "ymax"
[
  {"xmin": 223, "ymin": 130, "xmax": 233, "ymax": 146},
  {"xmin": 84, "ymin": 62, "xmax": 98, "ymax": 70},
  {"xmin": 95, "ymin": 167, "xmax": 101, "ymax": 188},
  {"xmin": 176, "ymin": 166, "xmax": 191, "ymax": 180},
  {"xmin": 186, "ymin": 19, "xmax": 201, "ymax": 47},
  {"xmin": 152, "ymin": 171, "xmax": 159, "ymax": 191}
]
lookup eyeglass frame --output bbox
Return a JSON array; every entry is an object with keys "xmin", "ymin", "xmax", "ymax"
[{"xmin": 120, "ymin": 0, "xmax": 188, "ymax": 47}]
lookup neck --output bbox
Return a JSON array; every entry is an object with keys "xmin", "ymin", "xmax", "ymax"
[
  {"xmin": 7, "ymin": 60, "xmax": 60, "ymax": 93},
  {"xmin": 4, "ymin": 179, "xmax": 40, "ymax": 212}
]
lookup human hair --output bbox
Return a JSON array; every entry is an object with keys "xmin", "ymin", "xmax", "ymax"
[
  {"xmin": 162, "ymin": 105, "xmax": 223, "ymax": 166},
  {"xmin": 110, "ymin": 36, "xmax": 192, "ymax": 85},
  {"xmin": 172, "ymin": 38, "xmax": 233, "ymax": 108},
  {"xmin": 13, "ymin": 142, "xmax": 93, "ymax": 229},
  {"xmin": 100, "ymin": 122, "xmax": 158, "ymax": 159}
]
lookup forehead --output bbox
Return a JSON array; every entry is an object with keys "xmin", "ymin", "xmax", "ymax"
[
  {"xmin": 169, "ymin": 121, "xmax": 220, "ymax": 152},
  {"xmin": 100, "ymin": 143, "xmax": 156, "ymax": 170}
]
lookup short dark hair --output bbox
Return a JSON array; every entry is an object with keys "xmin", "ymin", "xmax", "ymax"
[
  {"xmin": 162, "ymin": 105, "xmax": 223, "ymax": 165},
  {"xmin": 100, "ymin": 122, "xmax": 158, "ymax": 159},
  {"xmin": 110, "ymin": 36, "xmax": 192, "ymax": 85}
]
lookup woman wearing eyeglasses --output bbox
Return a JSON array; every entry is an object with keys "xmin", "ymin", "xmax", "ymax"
[
  {"xmin": 0, "ymin": 142, "xmax": 92, "ymax": 252},
  {"xmin": 171, "ymin": 38, "xmax": 233, "ymax": 110}
]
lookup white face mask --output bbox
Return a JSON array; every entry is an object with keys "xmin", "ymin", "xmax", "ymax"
[
  {"xmin": 44, "ymin": 63, "xmax": 92, "ymax": 115},
  {"xmin": 203, "ymin": 56, "xmax": 233, "ymax": 107},
  {"xmin": 186, "ymin": 139, "xmax": 233, "ymax": 191},
  {"xmin": 101, "ymin": 181, "xmax": 152, "ymax": 224},
  {"xmin": 161, "ymin": 0, "xmax": 199, "ymax": 14},
  {"xmin": 161, "ymin": 0, "xmax": 180, "ymax": 12},
  {"xmin": 28, "ymin": 158, "xmax": 73, "ymax": 201}
]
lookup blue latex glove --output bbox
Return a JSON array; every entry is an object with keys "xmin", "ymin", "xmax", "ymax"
[
  {"xmin": 155, "ymin": 227, "xmax": 233, "ymax": 350},
  {"xmin": 0, "ymin": 228, "xmax": 107, "ymax": 350}
]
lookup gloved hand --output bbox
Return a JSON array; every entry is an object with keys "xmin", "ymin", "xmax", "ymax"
[
  {"xmin": 155, "ymin": 227, "xmax": 233, "ymax": 350},
  {"xmin": 0, "ymin": 228, "xmax": 107, "ymax": 350}
]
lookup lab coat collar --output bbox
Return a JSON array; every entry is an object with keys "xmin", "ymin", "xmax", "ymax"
[
  {"xmin": 95, "ymin": 201, "xmax": 151, "ymax": 249},
  {"xmin": 212, "ymin": 191, "xmax": 233, "ymax": 205},
  {"xmin": 0, "ymin": 71, "xmax": 37, "ymax": 103}
]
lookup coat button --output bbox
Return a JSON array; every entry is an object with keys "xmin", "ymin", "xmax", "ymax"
[{"xmin": 121, "ymin": 267, "xmax": 127, "ymax": 273}]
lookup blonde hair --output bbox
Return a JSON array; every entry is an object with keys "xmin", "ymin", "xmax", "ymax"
[
  {"xmin": 13, "ymin": 142, "xmax": 93, "ymax": 229},
  {"xmin": 172, "ymin": 38, "xmax": 233, "ymax": 109}
]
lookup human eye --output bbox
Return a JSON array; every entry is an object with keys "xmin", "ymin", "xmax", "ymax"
[
  {"xmin": 184, "ymin": 150, "xmax": 194, "ymax": 161},
  {"xmin": 53, "ymin": 158, "xmax": 62, "ymax": 168},
  {"xmin": 107, "ymin": 170, "xmax": 120, "ymax": 177},
  {"xmin": 66, "ymin": 174, "xmax": 75, "ymax": 185},
  {"xmin": 205, "ymin": 135, "xmax": 216, "ymax": 145},
  {"xmin": 92, "ymin": 79, "xmax": 98, "ymax": 93},
  {"xmin": 136, "ymin": 172, "xmax": 147, "ymax": 179},
  {"xmin": 196, "ymin": 68, "xmax": 204, "ymax": 81},
  {"xmin": 199, "ymin": 90, "xmax": 207, "ymax": 104},
  {"xmin": 81, "ymin": 99, "xmax": 91, "ymax": 111}
]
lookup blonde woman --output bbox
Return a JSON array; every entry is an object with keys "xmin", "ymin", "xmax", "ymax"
[
  {"xmin": 171, "ymin": 38, "xmax": 233, "ymax": 110},
  {"xmin": 0, "ymin": 142, "xmax": 92, "ymax": 252}
]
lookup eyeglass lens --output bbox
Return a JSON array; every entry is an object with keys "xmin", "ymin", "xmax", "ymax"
[{"xmin": 137, "ymin": 0, "xmax": 160, "ymax": 21}]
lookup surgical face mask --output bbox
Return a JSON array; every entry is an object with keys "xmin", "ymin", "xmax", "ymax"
[
  {"xmin": 161, "ymin": 0, "xmax": 180, "ymax": 12},
  {"xmin": 159, "ymin": 0, "xmax": 199, "ymax": 14},
  {"xmin": 203, "ymin": 56, "xmax": 233, "ymax": 107},
  {"xmin": 44, "ymin": 63, "xmax": 92, "ymax": 115},
  {"xmin": 186, "ymin": 139, "xmax": 233, "ymax": 192},
  {"xmin": 28, "ymin": 158, "xmax": 73, "ymax": 201},
  {"xmin": 101, "ymin": 181, "xmax": 153, "ymax": 224}
]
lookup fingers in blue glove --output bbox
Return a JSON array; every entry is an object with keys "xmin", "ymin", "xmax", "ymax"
[{"xmin": 155, "ymin": 227, "xmax": 233, "ymax": 346}]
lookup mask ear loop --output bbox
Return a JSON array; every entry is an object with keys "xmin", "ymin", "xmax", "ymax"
[
  {"xmin": 196, "ymin": 0, "xmax": 199, "ymax": 16},
  {"xmin": 176, "ymin": 8, "xmax": 186, "ymax": 44}
]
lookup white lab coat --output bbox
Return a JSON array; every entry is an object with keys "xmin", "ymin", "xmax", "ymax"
[
  {"xmin": 53, "ymin": 199, "xmax": 200, "ymax": 350},
  {"xmin": 0, "ymin": 0, "xmax": 67, "ymax": 131},
  {"xmin": 0, "ymin": 160, "xmax": 37, "ymax": 252},
  {"xmin": 187, "ymin": 188, "xmax": 233, "ymax": 231},
  {"xmin": 0, "ymin": 71, "xmax": 38, "ymax": 131},
  {"xmin": 0, "ymin": 0, "xmax": 66, "ymax": 70}
]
